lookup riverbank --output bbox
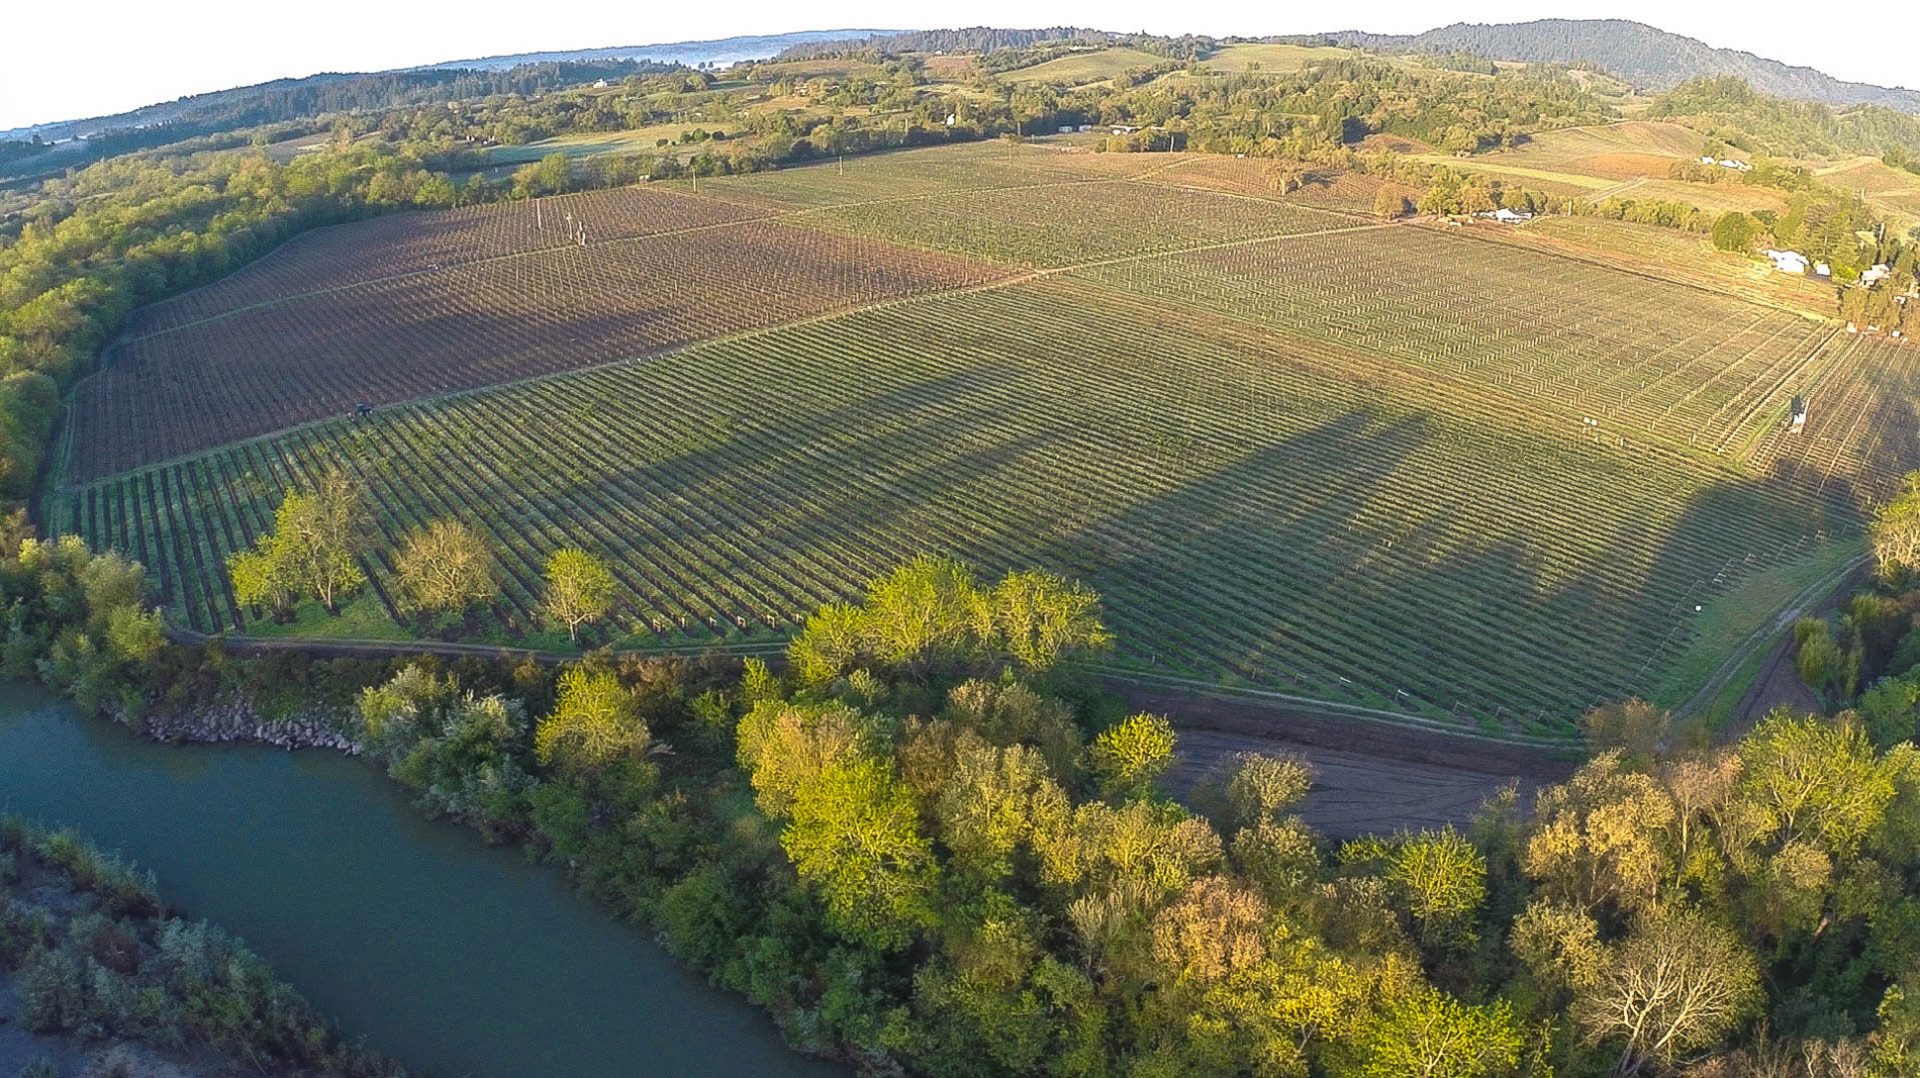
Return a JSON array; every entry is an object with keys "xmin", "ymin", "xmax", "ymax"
[
  {"xmin": 0, "ymin": 814, "xmax": 403, "ymax": 1078},
  {"xmin": 0, "ymin": 685, "xmax": 841, "ymax": 1078}
]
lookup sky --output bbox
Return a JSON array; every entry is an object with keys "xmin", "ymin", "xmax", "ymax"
[{"xmin": 4, "ymin": 0, "xmax": 1916, "ymax": 132}]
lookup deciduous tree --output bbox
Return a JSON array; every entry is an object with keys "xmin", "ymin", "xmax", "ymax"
[
  {"xmin": 1090, "ymin": 712, "xmax": 1176, "ymax": 800},
  {"xmin": 1572, "ymin": 911, "xmax": 1760, "ymax": 1071},
  {"xmin": 1872, "ymin": 474, "xmax": 1920, "ymax": 583},
  {"xmin": 535, "ymin": 666, "xmax": 648, "ymax": 771},
  {"xmin": 393, "ymin": 519, "xmax": 496, "ymax": 617},
  {"xmin": 542, "ymin": 547, "xmax": 615, "ymax": 643}
]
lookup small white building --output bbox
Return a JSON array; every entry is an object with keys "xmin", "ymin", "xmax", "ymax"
[
  {"xmin": 1814, "ymin": 262, "xmax": 1832, "ymax": 278},
  {"xmin": 1077, "ymin": 124, "xmax": 1093, "ymax": 133},
  {"xmin": 1493, "ymin": 208, "xmax": 1534, "ymax": 223},
  {"xmin": 593, "ymin": 79, "xmax": 609, "ymax": 89},
  {"xmin": 1058, "ymin": 125, "xmax": 1075, "ymax": 134},
  {"xmin": 1111, "ymin": 124, "xmax": 1139, "ymax": 135},
  {"xmin": 1862, "ymin": 263, "xmax": 1893, "ymax": 287},
  {"xmin": 1765, "ymin": 249, "xmax": 1810, "ymax": 274},
  {"xmin": 1719, "ymin": 158, "xmax": 1752, "ymax": 172}
]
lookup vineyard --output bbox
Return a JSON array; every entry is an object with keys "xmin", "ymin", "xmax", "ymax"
[
  {"xmin": 69, "ymin": 219, "xmax": 1004, "ymax": 479},
  {"xmin": 63, "ymin": 274, "xmax": 1874, "ymax": 731},
  {"xmin": 1070, "ymin": 223, "xmax": 1841, "ymax": 453},
  {"xmin": 793, "ymin": 180, "xmax": 1355, "ymax": 267},
  {"xmin": 58, "ymin": 140, "xmax": 1920, "ymax": 734},
  {"xmin": 1478, "ymin": 216, "xmax": 1839, "ymax": 315},
  {"xmin": 1747, "ymin": 335, "xmax": 1920, "ymax": 498}
]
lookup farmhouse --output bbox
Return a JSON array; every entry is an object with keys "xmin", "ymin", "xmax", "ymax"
[
  {"xmin": 1765, "ymin": 249, "xmax": 1810, "ymax": 274},
  {"xmin": 1492, "ymin": 208, "xmax": 1534, "ymax": 223},
  {"xmin": 1111, "ymin": 124, "xmax": 1139, "ymax": 135},
  {"xmin": 1862, "ymin": 263, "xmax": 1893, "ymax": 287},
  {"xmin": 1814, "ymin": 262, "xmax": 1832, "ymax": 278}
]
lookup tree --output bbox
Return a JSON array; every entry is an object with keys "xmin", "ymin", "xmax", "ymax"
[
  {"xmin": 1351, "ymin": 987, "xmax": 1522, "ymax": 1078},
  {"xmin": 1711, "ymin": 210, "xmax": 1756, "ymax": 252},
  {"xmin": 935, "ymin": 737, "xmax": 1070, "ymax": 881},
  {"xmin": 1860, "ymin": 674, "xmax": 1920, "ymax": 750},
  {"xmin": 1089, "ymin": 712, "xmax": 1176, "ymax": 799},
  {"xmin": 227, "ymin": 469, "xmax": 366, "ymax": 614},
  {"xmin": 861, "ymin": 555, "xmax": 986, "ymax": 675},
  {"xmin": 534, "ymin": 665, "xmax": 648, "ymax": 771},
  {"xmin": 1372, "ymin": 186, "xmax": 1410, "ymax": 219},
  {"xmin": 1871, "ymin": 474, "xmax": 1920, "ymax": 583},
  {"xmin": 542, "ymin": 547, "xmax": 615, "ymax": 642},
  {"xmin": 1573, "ymin": 911, "xmax": 1760, "ymax": 1071},
  {"xmin": 987, "ymin": 569, "xmax": 1111, "ymax": 673},
  {"xmin": 393, "ymin": 519, "xmax": 495, "ymax": 617},
  {"xmin": 1341, "ymin": 828, "xmax": 1487, "ymax": 952},
  {"xmin": 1223, "ymin": 752, "xmax": 1314, "ymax": 830},
  {"xmin": 783, "ymin": 755, "xmax": 938, "ymax": 949},
  {"xmin": 226, "ymin": 547, "xmax": 292, "ymax": 620},
  {"xmin": 1580, "ymin": 698, "xmax": 1670, "ymax": 765},
  {"xmin": 1735, "ymin": 710, "xmax": 1896, "ymax": 858}
]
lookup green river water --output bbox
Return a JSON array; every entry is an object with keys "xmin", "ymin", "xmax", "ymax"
[{"xmin": 0, "ymin": 683, "xmax": 839, "ymax": 1077}]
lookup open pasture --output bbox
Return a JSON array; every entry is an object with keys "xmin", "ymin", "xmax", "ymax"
[
  {"xmin": 1200, "ymin": 43, "xmax": 1356, "ymax": 73},
  {"xmin": 1477, "ymin": 121, "xmax": 1703, "ymax": 180},
  {"xmin": 487, "ymin": 125, "xmax": 743, "ymax": 166},
  {"xmin": 1001, "ymin": 47, "xmax": 1168, "ymax": 85},
  {"xmin": 69, "ymin": 219, "xmax": 1002, "ymax": 480},
  {"xmin": 1069, "ymin": 223, "xmax": 1839, "ymax": 453},
  {"xmin": 1621, "ymin": 178, "xmax": 1790, "ymax": 214},
  {"xmin": 67, "ymin": 273, "xmax": 1862, "ymax": 730}
]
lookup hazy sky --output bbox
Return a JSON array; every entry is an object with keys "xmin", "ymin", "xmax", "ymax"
[{"xmin": 4, "ymin": 0, "xmax": 1915, "ymax": 132}]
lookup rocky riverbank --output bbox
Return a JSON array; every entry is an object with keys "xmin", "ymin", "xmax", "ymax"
[{"xmin": 136, "ymin": 696, "xmax": 363, "ymax": 754}]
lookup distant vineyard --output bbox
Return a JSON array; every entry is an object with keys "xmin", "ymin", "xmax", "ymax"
[
  {"xmin": 69, "ymin": 220, "xmax": 1004, "ymax": 479},
  {"xmin": 1747, "ymin": 335, "xmax": 1920, "ymax": 497},
  {"xmin": 790, "ymin": 179, "xmax": 1353, "ymax": 267},
  {"xmin": 64, "ymin": 279, "xmax": 1873, "ymax": 732},
  {"xmin": 118, "ymin": 187, "xmax": 772, "ymax": 336},
  {"xmin": 1070, "ymin": 224, "xmax": 1841, "ymax": 453}
]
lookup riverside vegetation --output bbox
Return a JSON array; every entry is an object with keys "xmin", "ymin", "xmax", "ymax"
[
  {"xmin": 0, "ymin": 815, "xmax": 402, "ymax": 1076},
  {"xmin": 14, "ymin": 534, "xmax": 1920, "ymax": 1073}
]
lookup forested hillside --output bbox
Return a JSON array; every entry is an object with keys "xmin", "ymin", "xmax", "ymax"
[{"xmin": 1309, "ymin": 19, "xmax": 1920, "ymax": 110}]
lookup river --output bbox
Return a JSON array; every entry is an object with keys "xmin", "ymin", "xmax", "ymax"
[{"xmin": 0, "ymin": 683, "xmax": 839, "ymax": 1077}]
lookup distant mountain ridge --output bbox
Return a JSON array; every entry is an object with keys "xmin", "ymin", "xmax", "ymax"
[
  {"xmin": 1, "ymin": 30, "xmax": 892, "ymax": 141},
  {"xmin": 1307, "ymin": 20, "xmax": 1920, "ymax": 111},
  {"xmin": 422, "ymin": 29, "xmax": 899, "ymax": 73}
]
